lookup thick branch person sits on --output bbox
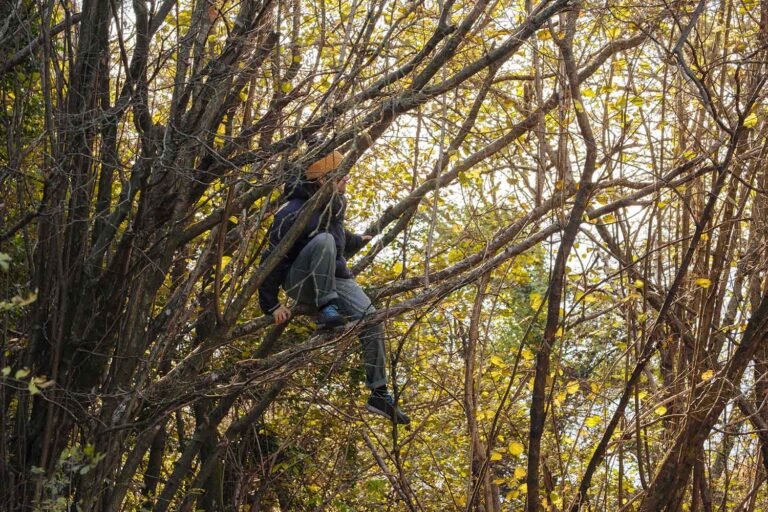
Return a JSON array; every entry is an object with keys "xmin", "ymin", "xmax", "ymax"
[{"xmin": 258, "ymin": 150, "xmax": 410, "ymax": 425}]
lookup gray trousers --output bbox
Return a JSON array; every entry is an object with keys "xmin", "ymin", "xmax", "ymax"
[{"xmin": 284, "ymin": 233, "xmax": 387, "ymax": 389}]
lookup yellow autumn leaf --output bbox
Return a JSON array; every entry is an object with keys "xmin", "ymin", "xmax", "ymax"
[
  {"xmin": 743, "ymin": 112, "xmax": 758, "ymax": 128},
  {"xmin": 700, "ymin": 370, "xmax": 714, "ymax": 381},
  {"xmin": 585, "ymin": 415, "xmax": 602, "ymax": 427},
  {"xmin": 634, "ymin": 280, "xmax": 644, "ymax": 289},
  {"xmin": 530, "ymin": 292, "xmax": 542, "ymax": 310},
  {"xmin": 521, "ymin": 348, "xmax": 534, "ymax": 361},
  {"xmin": 508, "ymin": 442, "xmax": 524, "ymax": 456},
  {"xmin": 566, "ymin": 380, "xmax": 579, "ymax": 394},
  {"xmin": 655, "ymin": 405, "xmax": 667, "ymax": 416},
  {"xmin": 695, "ymin": 278, "xmax": 712, "ymax": 288},
  {"xmin": 490, "ymin": 355, "xmax": 506, "ymax": 368},
  {"xmin": 514, "ymin": 466, "xmax": 526, "ymax": 479},
  {"xmin": 214, "ymin": 123, "xmax": 227, "ymax": 145},
  {"xmin": 490, "ymin": 451, "xmax": 503, "ymax": 461},
  {"xmin": 606, "ymin": 26, "xmax": 621, "ymax": 39},
  {"xmin": 601, "ymin": 214, "xmax": 617, "ymax": 224}
]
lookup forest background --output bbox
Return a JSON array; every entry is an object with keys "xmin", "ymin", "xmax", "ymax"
[{"xmin": 1, "ymin": 0, "xmax": 768, "ymax": 510}]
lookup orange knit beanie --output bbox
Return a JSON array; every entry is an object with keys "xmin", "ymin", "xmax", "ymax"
[{"xmin": 306, "ymin": 150, "xmax": 344, "ymax": 180}]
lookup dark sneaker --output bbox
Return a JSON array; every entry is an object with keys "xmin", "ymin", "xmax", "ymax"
[
  {"xmin": 366, "ymin": 392, "xmax": 411, "ymax": 425},
  {"xmin": 316, "ymin": 303, "xmax": 345, "ymax": 330}
]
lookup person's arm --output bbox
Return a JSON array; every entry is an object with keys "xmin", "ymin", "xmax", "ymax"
[{"xmin": 344, "ymin": 229, "xmax": 368, "ymax": 259}]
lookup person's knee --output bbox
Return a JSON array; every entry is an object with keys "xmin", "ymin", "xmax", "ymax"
[
  {"xmin": 314, "ymin": 232, "xmax": 334, "ymax": 243},
  {"xmin": 311, "ymin": 232, "xmax": 336, "ymax": 251}
]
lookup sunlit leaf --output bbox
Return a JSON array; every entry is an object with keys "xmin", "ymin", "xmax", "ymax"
[
  {"xmin": 585, "ymin": 415, "xmax": 602, "ymax": 427},
  {"xmin": 508, "ymin": 442, "xmax": 524, "ymax": 456}
]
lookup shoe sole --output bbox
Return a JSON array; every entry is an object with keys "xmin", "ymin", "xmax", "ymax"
[
  {"xmin": 365, "ymin": 403, "xmax": 410, "ymax": 425},
  {"xmin": 366, "ymin": 403, "xmax": 395, "ymax": 421}
]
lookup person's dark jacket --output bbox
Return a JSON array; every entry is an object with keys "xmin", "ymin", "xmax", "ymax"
[{"xmin": 258, "ymin": 178, "xmax": 366, "ymax": 314}]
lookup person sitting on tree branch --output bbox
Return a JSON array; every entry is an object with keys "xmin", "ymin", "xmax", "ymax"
[{"xmin": 258, "ymin": 150, "xmax": 410, "ymax": 425}]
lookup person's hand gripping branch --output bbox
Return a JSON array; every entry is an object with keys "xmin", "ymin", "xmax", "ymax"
[{"xmin": 272, "ymin": 304, "xmax": 292, "ymax": 325}]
